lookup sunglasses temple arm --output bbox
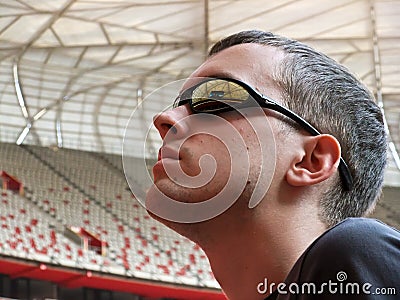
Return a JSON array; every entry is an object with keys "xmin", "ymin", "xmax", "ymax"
[
  {"xmin": 266, "ymin": 101, "xmax": 321, "ymax": 136},
  {"xmin": 266, "ymin": 101, "xmax": 353, "ymax": 191},
  {"xmin": 338, "ymin": 158, "xmax": 353, "ymax": 191}
]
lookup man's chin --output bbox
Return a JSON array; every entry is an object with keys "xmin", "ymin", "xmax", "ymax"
[
  {"xmin": 145, "ymin": 184, "xmax": 179, "ymax": 223},
  {"xmin": 145, "ymin": 184, "xmax": 204, "ymax": 238},
  {"xmin": 145, "ymin": 186, "xmax": 188, "ymax": 238}
]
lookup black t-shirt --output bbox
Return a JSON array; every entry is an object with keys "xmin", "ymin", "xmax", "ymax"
[{"xmin": 264, "ymin": 218, "xmax": 400, "ymax": 299}]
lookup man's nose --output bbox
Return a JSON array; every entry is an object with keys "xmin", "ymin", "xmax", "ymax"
[{"xmin": 153, "ymin": 105, "xmax": 191, "ymax": 140}]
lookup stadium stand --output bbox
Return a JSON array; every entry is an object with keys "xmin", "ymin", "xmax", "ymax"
[{"xmin": 0, "ymin": 142, "xmax": 221, "ymax": 298}]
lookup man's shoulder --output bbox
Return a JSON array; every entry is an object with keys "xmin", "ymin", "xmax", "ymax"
[
  {"xmin": 276, "ymin": 218, "xmax": 400, "ymax": 299},
  {"xmin": 302, "ymin": 217, "xmax": 400, "ymax": 271},
  {"xmin": 311, "ymin": 217, "xmax": 400, "ymax": 254},
  {"xmin": 326, "ymin": 217, "xmax": 400, "ymax": 237}
]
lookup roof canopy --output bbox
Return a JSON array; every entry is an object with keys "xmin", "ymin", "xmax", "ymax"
[{"xmin": 0, "ymin": 0, "xmax": 399, "ymax": 185}]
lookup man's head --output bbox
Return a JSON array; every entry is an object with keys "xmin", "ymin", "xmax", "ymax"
[{"xmin": 149, "ymin": 30, "xmax": 387, "ymax": 233}]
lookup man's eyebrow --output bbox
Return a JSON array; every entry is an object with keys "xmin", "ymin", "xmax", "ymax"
[{"xmin": 207, "ymin": 71, "xmax": 240, "ymax": 81}]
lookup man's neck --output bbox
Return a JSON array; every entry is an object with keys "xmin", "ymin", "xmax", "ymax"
[{"xmin": 199, "ymin": 208, "xmax": 326, "ymax": 300}]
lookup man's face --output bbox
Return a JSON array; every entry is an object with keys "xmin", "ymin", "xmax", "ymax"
[{"xmin": 146, "ymin": 43, "xmax": 284, "ymax": 225}]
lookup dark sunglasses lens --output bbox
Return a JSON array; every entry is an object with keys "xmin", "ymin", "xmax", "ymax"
[{"xmin": 191, "ymin": 79, "xmax": 250, "ymax": 112}]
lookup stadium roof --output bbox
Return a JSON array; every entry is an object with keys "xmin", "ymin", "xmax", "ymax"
[{"xmin": 0, "ymin": 0, "xmax": 399, "ymax": 186}]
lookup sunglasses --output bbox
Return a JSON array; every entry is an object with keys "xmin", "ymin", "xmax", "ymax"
[{"xmin": 173, "ymin": 77, "xmax": 353, "ymax": 191}]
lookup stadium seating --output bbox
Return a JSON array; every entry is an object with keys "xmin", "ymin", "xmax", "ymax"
[{"xmin": 0, "ymin": 142, "xmax": 219, "ymax": 288}]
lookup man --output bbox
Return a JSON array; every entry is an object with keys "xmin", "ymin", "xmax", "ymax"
[{"xmin": 147, "ymin": 30, "xmax": 400, "ymax": 299}]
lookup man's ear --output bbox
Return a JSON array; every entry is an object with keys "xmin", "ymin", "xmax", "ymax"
[{"xmin": 286, "ymin": 134, "xmax": 341, "ymax": 187}]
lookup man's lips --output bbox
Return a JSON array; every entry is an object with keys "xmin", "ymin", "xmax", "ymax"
[
  {"xmin": 153, "ymin": 146, "xmax": 180, "ymax": 179},
  {"xmin": 157, "ymin": 146, "xmax": 180, "ymax": 161}
]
